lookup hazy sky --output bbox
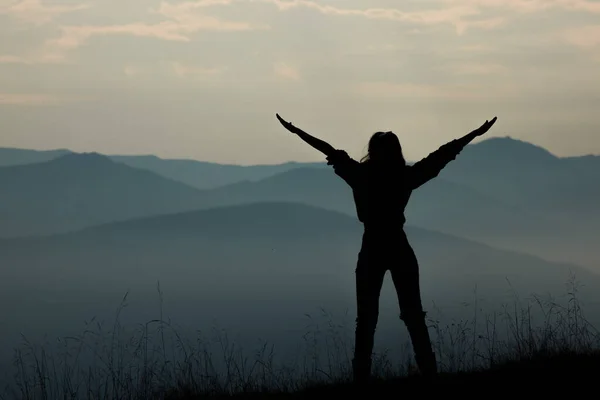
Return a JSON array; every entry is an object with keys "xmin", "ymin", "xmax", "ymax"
[{"xmin": 1, "ymin": 0, "xmax": 599, "ymax": 164}]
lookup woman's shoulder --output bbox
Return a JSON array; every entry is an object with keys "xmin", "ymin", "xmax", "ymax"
[{"xmin": 326, "ymin": 149, "xmax": 359, "ymax": 166}]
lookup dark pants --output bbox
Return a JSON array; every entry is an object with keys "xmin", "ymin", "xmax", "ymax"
[{"xmin": 353, "ymin": 228, "xmax": 437, "ymax": 383}]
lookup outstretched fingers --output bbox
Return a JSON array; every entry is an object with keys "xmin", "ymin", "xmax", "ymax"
[
  {"xmin": 276, "ymin": 113, "xmax": 293, "ymax": 126},
  {"xmin": 477, "ymin": 116, "xmax": 498, "ymax": 135},
  {"xmin": 486, "ymin": 116, "xmax": 498, "ymax": 129},
  {"xmin": 276, "ymin": 113, "xmax": 296, "ymax": 132}
]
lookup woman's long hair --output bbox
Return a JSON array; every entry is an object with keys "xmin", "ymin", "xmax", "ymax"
[{"xmin": 360, "ymin": 131, "xmax": 407, "ymax": 166}]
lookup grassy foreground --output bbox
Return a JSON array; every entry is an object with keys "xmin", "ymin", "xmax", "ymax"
[
  {"xmin": 5, "ymin": 279, "xmax": 600, "ymax": 399},
  {"xmin": 197, "ymin": 351, "xmax": 600, "ymax": 398}
]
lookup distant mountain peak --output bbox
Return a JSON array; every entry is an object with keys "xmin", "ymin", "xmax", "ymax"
[
  {"xmin": 53, "ymin": 152, "xmax": 114, "ymax": 165},
  {"xmin": 468, "ymin": 136, "xmax": 558, "ymax": 161}
]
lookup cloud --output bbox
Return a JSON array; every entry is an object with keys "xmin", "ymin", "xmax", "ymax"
[
  {"xmin": 159, "ymin": 0, "xmax": 600, "ymax": 18},
  {"xmin": 0, "ymin": 53, "xmax": 58, "ymax": 64},
  {"xmin": 456, "ymin": 44, "xmax": 494, "ymax": 53},
  {"xmin": 354, "ymin": 81, "xmax": 518, "ymax": 101},
  {"xmin": 1, "ymin": 1, "xmax": 269, "ymax": 63},
  {"xmin": 47, "ymin": 24, "xmax": 190, "ymax": 56},
  {"xmin": 0, "ymin": 54, "xmax": 30, "ymax": 64},
  {"xmin": 40, "ymin": 16, "xmax": 268, "ymax": 62},
  {"xmin": 268, "ymin": 0, "xmax": 476, "ymax": 24},
  {"xmin": 446, "ymin": 62, "xmax": 509, "ymax": 75},
  {"xmin": 4, "ymin": 0, "xmax": 600, "ymax": 68},
  {"xmin": 152, "ymin": 0, "xmax": 600, "ymax": 42},
  {"xmin": 562, "ymin": 25, "xmax": 600, "ymax": 48},
  {"xmin": 273, "ymin": 62, "xmax": 300, "ymax": 81},
  {"xmin": 0, "ymin": 0, "xmax": 90, "ymax": 25},
  {"xmin": 440, "ymin": 0, "xmax": 600, "ymax": 14},
  {"xmin": 454, "ymin": 16, "xmax": 504, "ymax": 35},
  {"xmin": 171, "ymin": 61, "xmax": 224, "ymax": 78},
  {"xmin": 120, "ymin": 61, "xmax": 224, "ymax": 79},
  {"xmin": 0, "ymin": 93, "xmax": 63, "ymax": 105},
  {"xmin": 124, "ymin": 64, "xmax": 145, "ymax": 77},
  {"xmin": 168, "ymin": 0, "xmax": 505, "ymax": 34}
]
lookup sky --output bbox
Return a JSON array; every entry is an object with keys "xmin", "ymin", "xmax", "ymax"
[{"xmin": 0, "ymin": 0, "xmax": 599, "ymax": 165}]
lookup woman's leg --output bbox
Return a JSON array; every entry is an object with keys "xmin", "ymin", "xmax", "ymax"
[
  {"xmin": 389, "ymin": 240, "xmax": 437, "ymax": 377},
  {"xmin": 353, "ymin": 249, "xmax": 386, "ymax": 384}
]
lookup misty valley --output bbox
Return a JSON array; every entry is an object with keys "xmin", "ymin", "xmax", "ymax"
[{"xmin": 0, "ymin": 138, "xmax": 599, "ymax": 392}]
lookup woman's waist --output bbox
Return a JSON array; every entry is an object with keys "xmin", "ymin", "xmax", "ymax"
[
  {"xmin": 361, "ymin": 215, "xmax": 407, "ymax": 229},
  {"xmin": 362, "ymin": 223, "xmax": 408, "ymax": 239}
]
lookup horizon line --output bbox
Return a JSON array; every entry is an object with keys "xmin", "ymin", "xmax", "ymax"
[{"xmin": 1, "ymin": 135, "xmax": 598, "ymax": 166}]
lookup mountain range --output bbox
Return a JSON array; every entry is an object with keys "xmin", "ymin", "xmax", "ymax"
[
  {"xmin": 0, "ymin": 138, "xmax": 599, "ymax": 378},
  {"xmin": 2, "ymin": 202, "xmax": 598, "ymax": 369},
  {"xmin": 0, "ymin": 146, "xmax": 325, "ymax": 189},
  {"xmin": 0, "ymin": 152, "xmax": 206, "ymax": 237},
  {"xmin": 0, "ymin": 138, "xmax": 597, "ymax": 268}
]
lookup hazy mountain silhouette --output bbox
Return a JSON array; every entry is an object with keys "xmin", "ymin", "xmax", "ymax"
[
  {"xmin": 0, "ymin": 152, "xmax": 208, "ymax": 237},
  {"xmin": 0, "ymin": 153, "xmax": 335, "ymax": 237},
  {"xmin": 111, "ymin": 154, "xmax": 325, "ymax": 189},
  {"xmin": 69, "ymin": 202, "xmax": 596, "ymax": 300},
  {"xmin": 6, "ymin": 136, "xmax": 599, "ymax": 200},
  {"xmin": 0, "ymin": 147, "xmax": 71, "ymax": 167},
  {"xmin": 111, "ymin": 138, "xmax": 600, "ymax": 210},
  {"xmin": 0, "ymin": 147, "xmax": 324, "ymax": 189},
  {"xmin": 562, "ymin": 154, "xmax": 600, "ymax": 171},
  {"xmin": 440, "ymin": 137, "xmax": 600, "ymax": 217},
  {"xmin": 200, "ymin": 166, "xmax": 557, "ymax": 239},
  {"xmin": 1, "ymin": 139, "xmax": 599, "ymax": 390},
  {"xmin": 1, "ymin": 139, "xmax": 598, "ymax": 267},
  {"xmin": 2, "ymin": 201, "xmax": 596, "ymax": 308},
  {"xmin": 2, "ymin": 202, "xmax": 598, "ymax": 360},
  {"xmin": 3, "ymin": 139, "xmax": 598, "ymax": 218},
  {"xmin": 188, "ymin": 138, "xmax": 599, "ymax": 267}
]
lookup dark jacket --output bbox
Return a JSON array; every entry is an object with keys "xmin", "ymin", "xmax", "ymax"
[{"xmin": 326, "ymin": 137, "xmax": 471, "ymax": 228}]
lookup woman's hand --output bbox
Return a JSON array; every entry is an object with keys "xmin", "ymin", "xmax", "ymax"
[
  {"xmin": 472, "ymin": 116, "xmax": 498, "ymax": 137},
  {"xmin": 276, "ymin": 113, "xmax": 301, "ymax": 134},
  {"xmin": 274, "ymin": 113, "xmax": 337, "ymax": 156}
]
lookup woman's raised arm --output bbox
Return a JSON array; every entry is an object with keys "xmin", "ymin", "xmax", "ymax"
[
  {"xmin": 408, "ymin": 117, "xmax": 498, "ymax": 189},
  {"xmin": 276, "ymin": 113, "xmax": 337, "ymax": 157}
]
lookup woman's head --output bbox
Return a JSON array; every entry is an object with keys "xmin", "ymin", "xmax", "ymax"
[{"xmin": 361, "ymin": 131, "xmax": 406, "ymax": 165}]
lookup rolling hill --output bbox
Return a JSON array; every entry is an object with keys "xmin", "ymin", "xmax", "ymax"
[
  {"xmin": 3, "ymin": 138, "xmax": 599, "ymax": 225},
  {"xmin": 0, "ymin": 146, "xmax": 324, "ymax": 189},
  {"xmin": 0, "ymin": 152, "xmax": 207, "ymax": 237},
  {"xmin": 198, "ymin": 166, "xmax": 558, "ymax": 239},
  {"xmin": 0, "ymin": 152, "xmax": 557, "ymax": 242},
  {"xmin": 0, "ymin": 139, "xmax": 597, "ymax": 268},
  {"xmin": 0, "ymin": 147, "xmax": 71, "ymax": 167},
  {"xmin": 1, "ymin": 202, "xmax": 599, "ymax": 383},
  {"xmin": 439, "ymin": 137, "xmax": 600, "ymax": 217},
  {"xmin": 1, "ymin": 202, "xmax": 597, "ymax": 327},
  {"xmin": 110, "ymin": 155, "xmax": 325, "ymax": 189}
]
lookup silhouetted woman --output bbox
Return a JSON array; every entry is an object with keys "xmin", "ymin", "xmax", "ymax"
[{"xmin": 276, "ymin": 113, "xmax": 498, "ymax": 383}]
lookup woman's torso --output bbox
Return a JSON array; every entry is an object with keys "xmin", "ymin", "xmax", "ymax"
[{"xmin": 351, "ymin": 162, "xmax": 413, "ymax": 228}]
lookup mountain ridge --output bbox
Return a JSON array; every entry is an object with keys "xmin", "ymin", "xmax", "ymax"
[
  {"xmin": 0, "ymin": 200, "xmax": 591, "ymax": 276},
  {"xmin": 0, "ymin": 152, "xmax": 207, "ymax": 237},
  {"xmin": 2, "ymin": 136, "xmax": 596, "ymax": 170}
]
